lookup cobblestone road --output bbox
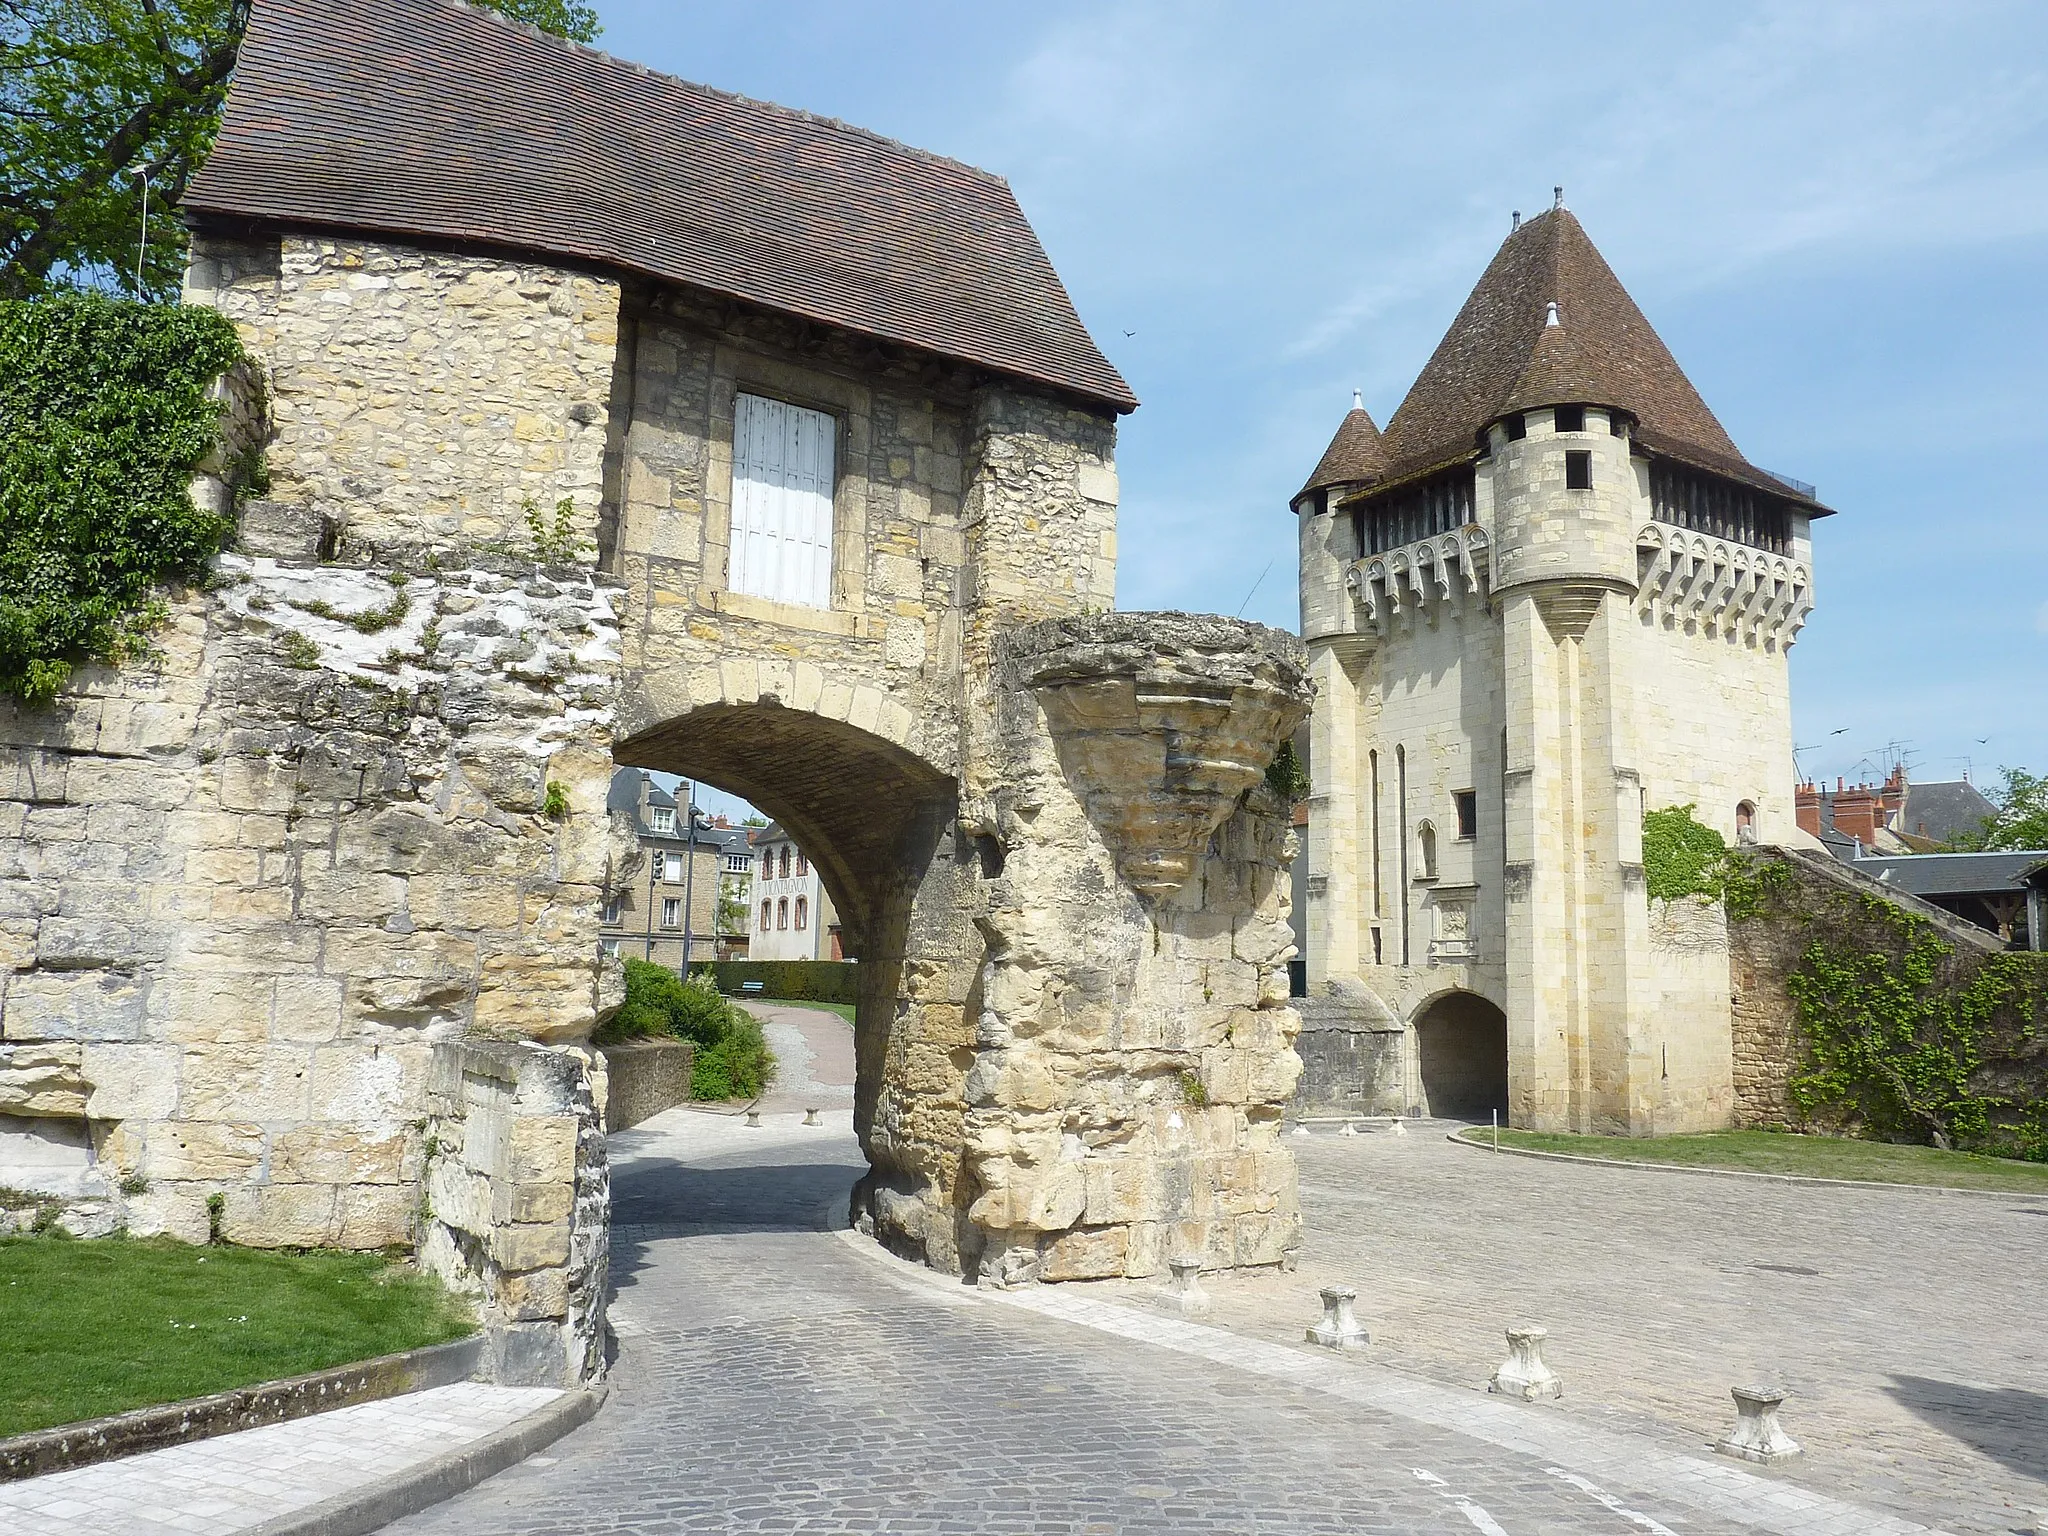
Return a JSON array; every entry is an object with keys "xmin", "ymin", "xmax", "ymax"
[
  {"xmin": 1141, "ymin": 1127, "xmax": 2046, "ymax": 1536},
  {"xmin": 391, "ymin": 1107, "xmax": 1978, "ymax": 1535}
]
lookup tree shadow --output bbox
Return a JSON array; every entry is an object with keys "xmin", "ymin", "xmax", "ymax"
[
  {"xmin": 1884, "ymin": 1374, "xmax": 2048, "ymax": 1481},
  {"xmin": 605, "ymin": 1153, "xmax": 863, "ymax": 1292}
]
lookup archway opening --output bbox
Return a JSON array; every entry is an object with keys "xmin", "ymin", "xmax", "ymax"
[
  {"xmin": 1414, "ymin": 990, "xmax": 1508, "ymax": 1122},
  {"xmin": 610, "ymin": 700, "xmax": 978, "ymax": 1269}
]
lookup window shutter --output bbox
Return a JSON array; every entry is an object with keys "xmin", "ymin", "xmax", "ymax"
[{"xmin": 731, "ymin": 392, "xmax": 836, "ymax": 608}]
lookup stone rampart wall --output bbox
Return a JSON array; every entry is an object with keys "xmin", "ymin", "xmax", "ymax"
[{"xmin": 599, "ymin": 1039, "xmax": 693, "ymax": 1132}]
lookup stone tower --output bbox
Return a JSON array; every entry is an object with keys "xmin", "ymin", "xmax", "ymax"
[{"xmin": 1294, "ymin": 204, "xmax": 1827, "ymax": 1135}]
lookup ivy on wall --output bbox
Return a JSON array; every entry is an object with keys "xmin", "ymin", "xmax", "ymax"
[
  {"xmin": 1727, "ymin": 853, "xmax": 2048, "ymax": 1162},
  {"xmin": 0, "ymin": 294, "xmax": 243, "ymax": 702},
  {"xmin": 1641, "ymin": 803, "xmax": 1728, "ymax": 901}
]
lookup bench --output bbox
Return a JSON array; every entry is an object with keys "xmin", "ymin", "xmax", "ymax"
[{"xmin": 738, "ymin": 981, "xmax": 766, "ymax": 996}]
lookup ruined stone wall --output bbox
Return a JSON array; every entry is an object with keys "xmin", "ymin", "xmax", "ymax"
[
  {"xmin": 185, "ymin": 234, "xmax": 621, "ymax": 559},
  {"xmin": 420, "ymin": 1041, "xmax": 609, "ymax": 1386}
]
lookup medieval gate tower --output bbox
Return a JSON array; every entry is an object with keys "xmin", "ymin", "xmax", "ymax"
[{"xmin": 1294, "ymin": 201, "xmax": 1828, "ymax": 1135}]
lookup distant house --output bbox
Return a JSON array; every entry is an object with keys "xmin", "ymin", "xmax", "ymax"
[
  {"xmin": 601, "ymin": 769, "xmax": 739, "ymax": 968},
  {"xmin": 746, "ymin": 822, "xmax": 842, "ymax": 962},
  {"xmin": 1796, "ymin": 767, "xmax": 2000, "ymax": 854},
  {"xmin": 1848, "ymin": 852, "xmax": 2047, "ymax": 951}
]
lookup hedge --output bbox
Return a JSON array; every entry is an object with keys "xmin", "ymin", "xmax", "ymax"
[{"xmin": 709, "ymin": 959, "xmax": 859, "ymax": 1005}]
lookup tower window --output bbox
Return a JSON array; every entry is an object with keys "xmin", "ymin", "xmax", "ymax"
[
  {"xmin": 1553, "ymin": 405, "xmax": 1585, "ymax": 434},
  {"xmin": 1503, "ymin": 413, "xmax": 1527, "ymax": 441},
  {"xmin": 1736, "ymin": 801, "xmax": 1758, "ymax": 846},
  {"xmin": 1454, "ymin": 790, "xmax": 1477, "ymax": 840},
  {"xmin": 1565, "ymin": 450, "xmax": 1592, "ymax": 490}
]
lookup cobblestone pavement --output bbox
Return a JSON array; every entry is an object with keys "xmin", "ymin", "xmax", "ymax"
[
  {"xmin": 0, "ymin": 1382, "xmax": 560, "ymax": 1535},
  {"xmin": 1123, "ymin": 1125, "xmax": 2045, "ymax": 1536},
  {"xmin": 390, "ymin": 1108, "xmax": 1971, "ymax": 1535}
]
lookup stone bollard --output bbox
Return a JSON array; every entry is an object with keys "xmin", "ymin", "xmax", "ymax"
[
  {"xmin": 744, "ymin": 1108, "xmax": 761, "ymax": 1128},
  {"xmin": 1305, "ymin": 1285, "xmax": 1369, "ymax": 1349},
  {"xmin": 1338, "ymin": 1121, "xmax": 1358, "ymax": 1137},
  {"xmin": 1166, "ymin": 1256, "xmax": 1209, "ymax": 1318},
  {"xmin": 1292, "ymin": 1122, "xmax": 1311, "ymax": 1138},
  {"xmin": 1388, "ymin": 1118, "xmax": 1407, "ymax": 1138},
  {"xmin": 803, "ymin": 1108, "xmax": 819, "ymax": 1126},
  {"xmin": 1488, "ymin": 1326, "xmax": 1562, "ymax": 1400},
  {"xmin": 1716, "ymin": 1385, "xmax": 1801, "ymax": 1463}
]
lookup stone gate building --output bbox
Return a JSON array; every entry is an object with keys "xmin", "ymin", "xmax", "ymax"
[
  {"xmin": 0, "ymin": 0, "xmax": 1309, "ymax": 1384},
  {"xmin": 1294, "ymin": 200, "xmax": 1830, "ymax": 1134}
]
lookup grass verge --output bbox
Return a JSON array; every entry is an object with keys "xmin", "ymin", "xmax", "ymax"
[
  {"xmin": 744, "ymin": 997, "xmax": 856, "ymax": 1027},
  {"xmin": 1459, "ymin": 1127, "xmax": 2048, "ymax": 1193},
  {"xmin": 0, "ymin": 1235, "xmax": 473, "ymax": 1438}
]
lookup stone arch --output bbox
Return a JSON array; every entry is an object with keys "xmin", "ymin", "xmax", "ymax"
[
  {"xmin": 1412, "ymin": 989, "xmax": 1508, "ymax": 1121},
  {"xmin": 613, "ymin": 692, "xmax": 983, "ymax": 1272}
]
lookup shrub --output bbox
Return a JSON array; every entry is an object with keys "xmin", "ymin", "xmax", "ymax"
[
  {"xmin": 0, "ymin": 294, "xmax": 245, "ymax": 702},
  {"xmin": 599, "ymin": 959, "xmax": 776, "ymax": 1100}
]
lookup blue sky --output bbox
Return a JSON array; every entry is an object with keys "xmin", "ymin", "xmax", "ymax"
[{"xmin": 601, "ymin": 0, "xmax": 2046, "ymax": 813}]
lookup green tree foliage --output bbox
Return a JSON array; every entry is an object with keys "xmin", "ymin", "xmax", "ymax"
[
  {"xmin": 1945, "ymin": 767, "xmax": 2048, "ymax": 853},
  {"xmin": 600, "ymin": 959, "xmax": 776, "ymax": 1101},
  {"xmin": 0, "ymin": 293, "xmax": 243, "ymax": 701},
  {"xmin": 1641, "ymin": 803, "xmax": 1729, "ymax": 901},
  {"xmin": 1, "ymin": 0, "xmax": 600, "ymax": 299},
  {"xmin": 1264, "ymin": 738, "xmax": 1309, "ymax": 803}
]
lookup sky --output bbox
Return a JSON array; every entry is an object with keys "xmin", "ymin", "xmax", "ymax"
[{"xmin": 599, "ymin": 0, "xmax": 2047, "ymax": 816}]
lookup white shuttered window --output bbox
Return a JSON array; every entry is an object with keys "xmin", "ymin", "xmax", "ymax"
[{"xmin": 731, "ymin": 393, "xmax": 836, "ymax": 609}]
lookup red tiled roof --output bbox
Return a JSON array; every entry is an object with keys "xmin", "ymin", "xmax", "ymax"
[
  {"xmin": 1376, "ymin": 209, "xmax": 1819, "ymax": 507},
  {"xmin": 185, "ymin": 0, "xmax": 1136, "ymax": 413}
]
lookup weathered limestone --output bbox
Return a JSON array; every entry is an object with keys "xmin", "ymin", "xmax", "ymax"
[
  {"xmin": 0, "ymin": 225, "xmax": 1308, "ymax": 1383},
  {"xmin": 1306, "ymin": 1284, "xmax": 1369, "ymax": 1349},
  {"xmin": 1488, "ymin": 1326, "xmax": 1563, "ymax": 1401},
  {"xmin": 1716, "ymin": 1385, "xmax": 1801, "ymax": 1463}
]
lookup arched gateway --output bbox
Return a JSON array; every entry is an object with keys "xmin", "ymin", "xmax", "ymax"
[{"xmin": 0, "ymin": 0, "xmax": 1310, "ymax": 1388}]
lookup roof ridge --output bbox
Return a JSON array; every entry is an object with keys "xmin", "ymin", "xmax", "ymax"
[{"xmin": 431, "ymin": 0, "xmax": 1010, "ymax": 186}]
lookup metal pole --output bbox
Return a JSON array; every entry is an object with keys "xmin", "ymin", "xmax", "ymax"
[
  {"xmin": 1492, "ymin": 1108, "xmax": 1499, "ymax": 1153},
  {"xmin": 679, "ymin": 780, "xmax": 697, "ymax": 977},
  {"xmin": 132, "ymin": 169, "xmax": 149, "ymax": 294}
]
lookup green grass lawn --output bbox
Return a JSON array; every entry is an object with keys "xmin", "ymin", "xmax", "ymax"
[
  {"xmin": 746, "ymin": 997, "xmax": 856, "ymax": 1026},
  {"xmin": 1460, "ymin": 1127, "xmax": 2048, "ymax": 1193},
  {"xmin": 0, "ymin": 1236, "xmax": 473, "ymax": 1438}
]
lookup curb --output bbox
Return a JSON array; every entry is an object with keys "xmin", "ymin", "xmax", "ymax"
[
  {"xmin": 0, "ymin": 1335, "xmax": 486, "ymax": 1483},
  {"xmin": 1445, "ymin": 1130, "xmax": 2048, "ymax": 1203},
  {"xmin": 240, "ymin": 1384, "xmax": 606, "ymax": 1536}
]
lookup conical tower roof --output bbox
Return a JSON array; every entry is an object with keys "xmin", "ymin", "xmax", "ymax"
[
  {"xmin": 1297, "ymin": 396, "xmax": 1388, "ymax": 501},
  {"xmin": 1376, "ymin": 208, "xmax": 1811, "ymax": 504}
]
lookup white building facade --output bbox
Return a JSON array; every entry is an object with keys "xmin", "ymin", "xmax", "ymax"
[
  {"xmin": 1295, "ymin": 205, "xmax": 1828, "ymax": 1135},
  {"xmin": 746, "ymin": 822, "xmax": 841, "ymax": 962}
]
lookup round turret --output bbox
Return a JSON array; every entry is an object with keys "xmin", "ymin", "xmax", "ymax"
[{"xmin": 1484, "ymin": 403, "xmax": 1641, "ymax": 597}]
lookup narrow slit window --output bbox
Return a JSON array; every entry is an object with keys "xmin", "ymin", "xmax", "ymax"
[{"xmin": 1565, "ymin": 450, "xmax": 1593, "ymax": 490}]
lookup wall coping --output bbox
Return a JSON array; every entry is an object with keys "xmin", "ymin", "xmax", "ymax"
[{"xmin": 0, "ymin": 1334, "xmax": 484, "ymax": 1482}]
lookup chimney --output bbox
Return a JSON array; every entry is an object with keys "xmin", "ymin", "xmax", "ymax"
[
  {"xmin": 1795, "ymin": 782, "xmax": 1821, "ymax": 838},
  {"xmin": 1832, "ymin": 782, "xmax": 1881, "ymax": 850},
  {"xmin": 1512, "ymin": 210, "xmax": 1521, "ymax": 231}
]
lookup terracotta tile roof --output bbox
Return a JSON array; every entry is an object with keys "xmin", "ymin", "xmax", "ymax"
[
  {"xmin": 185, "ymin": 0, "xmax": 1136, "ymax": 413},
  {"xmin": 1296, "ymin": 400, "xmax": 1388, "ymax": 500},
  {"xmin": 1377, "ymin": 209, "xmax": 1819, "ymax": 507}
]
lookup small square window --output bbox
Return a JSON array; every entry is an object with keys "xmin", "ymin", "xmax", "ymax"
[
  {"xmin": 1609, "ymin": 411, "xmax": 1628, "ymax": 437},
  {"xmin": 1503, "ymin": 413, "xmax": 1527, "ymax": 441},
  {"xmin": 1454, "ymin": 790, "xmax": 1477, "ymax": 840},
  {"xmin": 1553, "ymin": 405, "xmax": 1585, "ymax": 433},
  {"xmin": 1565, "ymin": 450, "xmax": 1592, "ymax": 490}
]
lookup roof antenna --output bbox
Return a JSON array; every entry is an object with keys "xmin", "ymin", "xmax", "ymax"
[
  {"xmin": 1352, "ymin": 388, "xmax": 1364, "ymax": 411},
  {"xmin": 1511, "ymin": 210, "xmax": 1520, "ymax": 231},
  {"xmin": 1553, "ymin": 185, "xmax": 1564, "ymax": 211},
  {"xmin": 1545, "ymin": 301, "xmax": 1560, "ymax": 328}
]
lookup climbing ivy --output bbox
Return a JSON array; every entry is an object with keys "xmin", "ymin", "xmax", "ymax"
[
  {"xmin": 1641, "ymin": 803, "xmax": 1728, "ymax": 901},
  {"xmin": 1729, "ymin": 853, "xmax": 2048, "ymax": 1162},
  {"xmin": 0, "ymin": 294, "xmax": 244, "ymax": 701},
  {"xmin": 1265, "ymin": 739, "xmax": 1310, "ymax": 803}
]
